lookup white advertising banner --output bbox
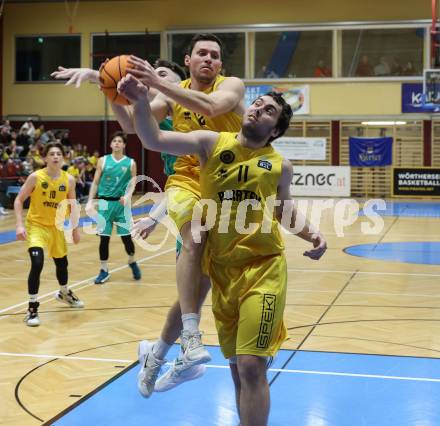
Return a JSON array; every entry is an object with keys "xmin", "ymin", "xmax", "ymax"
[
  {"xmin": 290, "ymin": 166, "xmax": 351, "ymax": 197},
  {"xmin": 245, "ymin": 85, "xmax": 310, "ymax": 115},
  {"xmin": 273, "ymin": 137, "xmax": 327, "ymax": 160}
]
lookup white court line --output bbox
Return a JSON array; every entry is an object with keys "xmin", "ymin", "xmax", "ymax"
[
  {"xmin": 0, "ymin": 352, "xmax": 131, "ymax": 363},
  {"xmin": 0, "ymin": 352, "xmax": 439, "ymax": 384},
  {"xmin": 205, "ymin": 365, "xmax": 440, "ymax": 383},
  {"xmin": 287, "ymin": 288, "xmax": 440, "ymax": 299},
  {"xmin": 287, "ymin": 268, "xmax": 440, "ymax": 278},
  {"xmin": 0, "ymin": 248, "xmax": 175, "ymax": 315}
]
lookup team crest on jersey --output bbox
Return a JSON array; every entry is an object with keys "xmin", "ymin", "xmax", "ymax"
[
  {"xmin": 220, "ymin": 150, "xmax": 235, "ymax": 164},
  {"xmin": 59, "ymin": 184, "xmax": 66, "ymax": 192},
  {"xmin": 257, "ymin": 160, "xmax": 272, "ymax": 171},
  {"xmin": 42, "ymin": 182, "xmax": 48, "ymax": 189}
]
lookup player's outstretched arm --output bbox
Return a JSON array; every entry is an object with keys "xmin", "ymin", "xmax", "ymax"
[
  {"xmin": 118, "ymin": 74, "xmax": 217, "ymax": 158},
  {"xmin": 51, "ymin": 66, "xmax": 100, "ymax": 87},
  {"xmin": 14, "ymin": 173, "xmax": 37, "ymax": 240},
  {"xmin": 276, "ymin": 159, "xmax": 327, "ymax": 260},
  {"xmin": 127, "ymin": 55, "xmax": 245, "ymax": 117},
  {"xmin": 67, "ymin": 175, "xmax": 81, "ymax": 244}
]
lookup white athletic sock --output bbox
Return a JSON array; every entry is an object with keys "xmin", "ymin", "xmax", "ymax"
[
  {"xmin": 101, "ymin": 261, "xmax": 108, "ymax": 272},
  {"xmin": 60, "ymin": 285, "xmax": 68, "ymax": 295},
  {"xmin": 128, "ymin": 255, "xmax": 135, "ymax": 264},
  {"xmin": 182, "ymin": 313, "xmax": 200, "ymax": 334},
  {"xmin": 153, "ymin": 338, "xmax": 172, "ymax": 360},
  {"xmin": 29, "ymin": 294, "xmax": 38, "ymax": 303}
]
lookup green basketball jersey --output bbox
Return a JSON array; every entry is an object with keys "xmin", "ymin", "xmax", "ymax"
[
  {"xmin": 98, "ymin": 154, "xmax": 133, "ymax": 198},
  {"xmin": 159, "ymin": 118, "xmax": 177, "ymax": 176}
]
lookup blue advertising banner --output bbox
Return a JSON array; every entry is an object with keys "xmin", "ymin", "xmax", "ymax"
[
  {"xmin": 401, "ymin": 83, "xmax": 440, "ymax": 113},
  {"xmin": 349, "ymin": 137, "xmax": 393, "ymax": 167}
]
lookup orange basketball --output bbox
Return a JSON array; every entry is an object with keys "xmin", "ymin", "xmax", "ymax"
[{"xmin": 99, "ymin": 55, "xmax": 132, "ymax": 105}]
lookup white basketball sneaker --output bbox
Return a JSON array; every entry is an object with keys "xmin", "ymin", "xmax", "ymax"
[
  {"xmin": 137, "ymin": 340, "xmax": 166, "ymax": 398},
  {"xmin": 155, "ymin": 356, "xmax": 206, "ymax": 392},
  {"xmin": 55, "ymin": 289, "xmax": 84, "ymax": 308},
  {"xmin": 24, "ymin": 301, "xmax": 40, "ymax": 327},
  {"xmin": 180, "ymin": 330, "xmax": 212, "ymax": 366}
]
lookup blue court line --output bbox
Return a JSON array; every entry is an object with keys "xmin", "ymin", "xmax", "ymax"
[
  {"xmin": 49, "ymin": 345, "xmax": 440, "ymax": 426},
  {"xmin": 359, "ymin": 201, "xmax": 440, "ymax": 218},
  {"xmin": 0, "ymin": 205, "xmax": 152, "ymax": 245},
  {"xmin": 345, "ymin": 242, "xmax": 440, "ymax": 265}
]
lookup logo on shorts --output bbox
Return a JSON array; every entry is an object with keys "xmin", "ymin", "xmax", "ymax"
[
  {"xmin": 184, "ymin": 111, "xmax": 191, "ymax": 120},
  {"xmin": 42, "ymin": 182, "xmax": 48, "ymax": 189},
  {"xmin": 59, "ymin": 184, "xmax": 66, "ymax": 192},
  {"xmin": 220, "ymin": 150, "xmax": 235, "ymax": 164},
  {"xmin": 256, "ymin": 294, "xmax": 276, "ymax": 349},
  {"xmin": 217, "ymin": 168, "xmax": 228, "ymax": 178},
  {"xmin": 258, "ymin": 160, "xmax": 272, "ymax": 171}
]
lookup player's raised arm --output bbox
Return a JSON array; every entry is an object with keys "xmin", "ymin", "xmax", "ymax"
[
  {"xmin": 118, "ymin": 74, "xmax": 217, "ymax": 159},
  {"xmin": 276, "ymin": 159, "xmax": 327, "ymax": 260},
  {"xmin": 128, "ymin": 56, "xmax": 244, "ymax": 117}
]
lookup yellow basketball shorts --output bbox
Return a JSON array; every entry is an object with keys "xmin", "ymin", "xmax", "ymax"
[
  {"xmin": 208, "ymin": 253, "xmax": 287, "ymax": 359},
  {"xmin": 26, "ymin": 221, "xmax": 67, "ymax": 258},
  {"xmin": 166, "ymin": 186, "xmax": 201, "ymax": 232}
]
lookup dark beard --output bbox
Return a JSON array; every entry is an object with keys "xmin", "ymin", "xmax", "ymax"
[{"xmin": 241, "ymin": 123, "xmax": 259, "ymax": 140}]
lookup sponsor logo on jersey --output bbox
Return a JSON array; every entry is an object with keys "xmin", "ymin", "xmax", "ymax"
[
  {"xmin": 121, "ymin": 166, "xmax": 127, "ymax": 173},
  {"xmin": 217, "ymin": 168, "xmax": 228, "ymax": 178},
  {"xmin": 220, "ymin": 150, "xmax": 235, "ymax": 164},
  {"xmin": 43, "ymin": 201, "xmax": 59, "ymax": 208},
  {"xmin": 258, "ymin": 160, "xmax": 272, "ymax": 171},
  {"xmin": 42, "ymin": 182, "xmax": 49, "ymax": 189},
  {"xmin": 59, "ymin": 184, "xmax": 66, "ymax": 192},
  {"xmin": 218, "ymin": 189, "xmax": 261, "ymax": 202}
]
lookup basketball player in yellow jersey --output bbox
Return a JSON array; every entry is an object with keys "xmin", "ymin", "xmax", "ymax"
[
  {"xmin": 120, "ymin": 76, "xmax": 328, "ymax": 425},
  {"xmin": 127, "ymin": 35, "xmax": 244, "ymax": 392},
  {"xmin": 14, "ymin": 142, "xmax": 83, "ymax": 327},
  {"xmin": 51, "ymin": 36, "xmax": 244, "ymax": 394}
]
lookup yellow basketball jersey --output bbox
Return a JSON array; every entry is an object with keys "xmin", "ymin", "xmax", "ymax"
[
  {"xmin": 166, "ymin": 76, "xmax": 242, "ymax": 194},
  {"xmin": 200, "ymin": 132, "xmax": 284, "ymax": 264},
  {"xmin": 27, "ymin": 169, "xmax": 70, "ymax": 227}
]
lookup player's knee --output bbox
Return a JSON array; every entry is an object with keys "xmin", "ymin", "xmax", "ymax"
[
  {"xmin": 180, "ymin": 236, "xmax": 205, "ymax": 257},
  {"xmin": 237, "ymin": 355, "xmax": 267, "ymax": 384},
  {"xmin": 121, "ymin": 234, "xmax": 135, "ymax": 255},
  {"xmin": 53, "ymin": 256, "xmax": 68, "ymax": 268},
  {"xmin": 28, "ymin": 247, "xmax": 44, "ymax": 271}
]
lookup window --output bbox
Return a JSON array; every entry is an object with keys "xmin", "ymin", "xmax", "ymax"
[
  {"xmin": 342, "ymin": 28, "xmax": 424, "ymax": 77},
  {"xmin": 16, "ymin": 35, "xmax": 80, "ymax": 82},
  {"xmin": 92, "ymin": 33, "xmax": 160, "ymax": 69},
  {"xmin": 254, "ymin": 31, "xmax": 332, "ymax": 78},
  {"xmin": 169, "ymin": 32, "xmax": 245, "ymax": 78}
]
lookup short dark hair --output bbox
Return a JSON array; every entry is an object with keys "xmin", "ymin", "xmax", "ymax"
[
  {"xmin": 186, "ymin": 33, "xmax": 224, "ymax": 59},
  {"xmin": 110, "ymin": 131, "xmax": 127, "ymax": 144},
  {"xmin": 154, "ymin": 59, "xmax": 187, "ymax": 81},
  {"xmin": 264, "ymin": 91, "xmax": 293, "ymax": 143},
  {"xmin": 43, "ymin": 141, "xmax": 64, "ymax": 157}
]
